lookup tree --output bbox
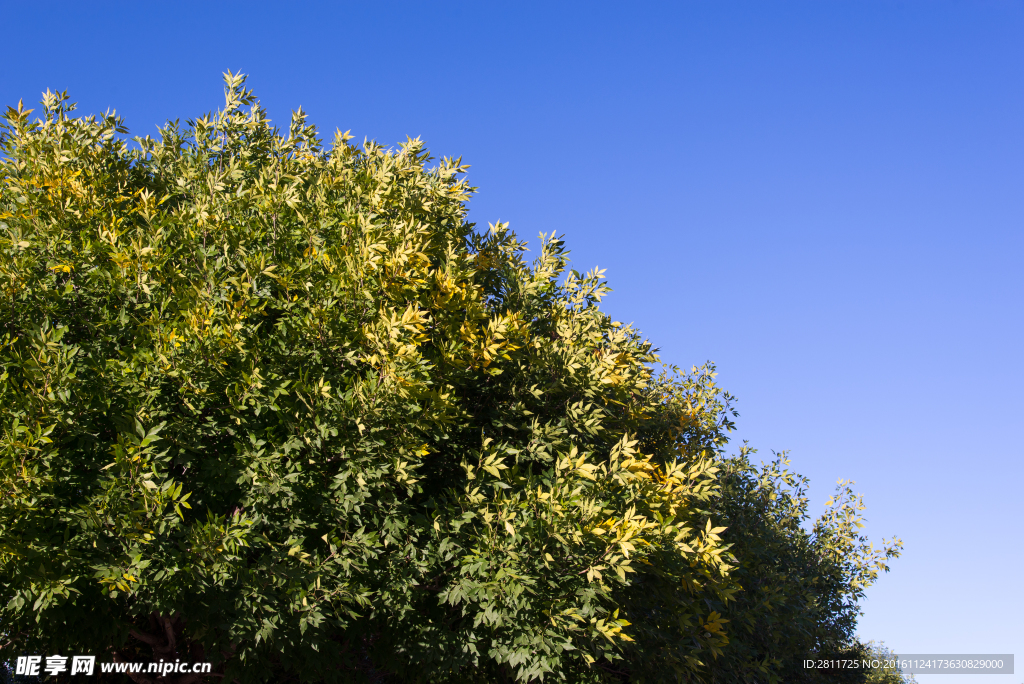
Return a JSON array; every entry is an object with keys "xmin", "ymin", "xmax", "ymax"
[
  {"xmin": 862, "ymin": 642, "xmax": 917, "ymax": 684},
  {"xmin": 0, "ymin": 73, "xmax": 898, "ymax": 683},
  {"xmin": 675, "ymin": 451, "xmax": 901, "ymax": 684}
]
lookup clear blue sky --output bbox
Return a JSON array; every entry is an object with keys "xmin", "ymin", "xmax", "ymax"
[{"xmin": 3, "ymin": 1, "xmax": 1022, "ymax": 680}]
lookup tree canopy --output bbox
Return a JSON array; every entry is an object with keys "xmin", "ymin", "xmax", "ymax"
[{"xmin": 0, "ymin": 73, "xmax": 899, "ymax": 684}]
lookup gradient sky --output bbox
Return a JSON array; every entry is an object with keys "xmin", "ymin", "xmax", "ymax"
[{"xmin": 3, "ymin": 1, "xmax": 1022, "ymax": 681}]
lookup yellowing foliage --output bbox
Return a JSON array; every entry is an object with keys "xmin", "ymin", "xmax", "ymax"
[{"xmin": 0, "ymin": 75, "xmax": 899, "ymax": 684}]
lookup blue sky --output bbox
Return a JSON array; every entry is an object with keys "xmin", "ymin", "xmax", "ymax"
[{"xmin": 4, "ymin": 1, "xmax": 1022, "ymax": 680}]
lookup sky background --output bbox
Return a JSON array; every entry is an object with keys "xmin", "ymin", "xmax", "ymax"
[{"xmin": 3, "ymin": 1, "xmax": 1022, "ymax": 681}]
